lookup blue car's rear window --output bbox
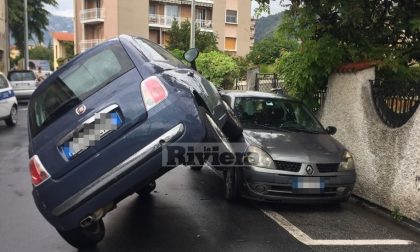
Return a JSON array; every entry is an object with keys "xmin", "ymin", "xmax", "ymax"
[{"xmin": 29, "ymin": 43, "xmax": 134, "ymax": 137}]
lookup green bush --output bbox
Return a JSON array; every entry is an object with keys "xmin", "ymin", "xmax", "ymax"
[{"xmin": 196, "ymin": 51, "xmax": 239, "ymax": 89}]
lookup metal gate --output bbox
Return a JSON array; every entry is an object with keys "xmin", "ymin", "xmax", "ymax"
[{"xmin": 255, "ymin": 73, "xmax": 280, "ymax": 92}]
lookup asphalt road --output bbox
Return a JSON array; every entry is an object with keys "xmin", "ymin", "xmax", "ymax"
[{"xmin": 0, "ymin": 105, "xmax": 419, "ymax": 252}]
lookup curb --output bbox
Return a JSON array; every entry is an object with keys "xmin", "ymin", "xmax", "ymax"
[{"xmin": 350, "ymin": 195, "xmax": 420, "ymax": 235}]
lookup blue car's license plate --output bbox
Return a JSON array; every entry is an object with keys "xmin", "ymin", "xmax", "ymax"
[
  {"xmin": 292, "ymin": 177, "xmax": 325, "ymax": 193},
  {"xmin": 61, "ymin": 111, "xmax": 123, "ymax": 160}
]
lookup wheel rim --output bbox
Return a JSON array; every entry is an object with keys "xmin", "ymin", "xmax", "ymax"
[{"xmin": 10, "ymin": 107, "xmax": 17, "ymax": 123}]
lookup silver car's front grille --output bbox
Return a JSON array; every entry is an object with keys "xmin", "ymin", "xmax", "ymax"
[
  {"xmin": 275, "ymin": 161, "xmax": 301, "ymax": 172},
  {"xmin": 317, "ymin": 163, "xmax": 339, "ymax": 173}
]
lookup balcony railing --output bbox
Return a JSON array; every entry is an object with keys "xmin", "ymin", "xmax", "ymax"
[
  {"xmin": 80, "ymin": 39, "xmax": 106, "ymax": 52},
  {"xmin": 149, "ymin": 14, "xmax": 212, "ymax": 31},
  {"xmin": 80, "ymin": 8, "xmax": 105, "ymax": 24},
  {"xmin": 150, "ymin": 0, "xmax": 213, "ymax": 7}
]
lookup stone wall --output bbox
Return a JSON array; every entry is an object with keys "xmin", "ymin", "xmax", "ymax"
[{"xmin": 319, "ymin": 67, "xmax": 420, "ymax": 222}]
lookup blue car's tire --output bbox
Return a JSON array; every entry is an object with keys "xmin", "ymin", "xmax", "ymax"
[
  {"xmin": 137, "ymin": 180, "xmax": 156, "ymax": 196},
  {"xmin": 58, "ymin": 219, "xmax": 105, "ymax": 249},
  {"xmin": 221, "ymin": 101, "xmax": 242, "ymax": 140}
]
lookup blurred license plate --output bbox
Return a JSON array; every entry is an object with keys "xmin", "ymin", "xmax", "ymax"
[{"xmin": 292, "ymin": 177, "xmax": 324, "ymax": 190}]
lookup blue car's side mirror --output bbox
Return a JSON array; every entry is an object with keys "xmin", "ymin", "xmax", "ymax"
[{"xmin": 184, "ymin": 48, "xmax": 199, "ymax": 70}]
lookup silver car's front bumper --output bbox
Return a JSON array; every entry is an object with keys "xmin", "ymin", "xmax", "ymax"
[{"xmin": 241, "ymin": 166, "xmax": 356, "ymax": 203}]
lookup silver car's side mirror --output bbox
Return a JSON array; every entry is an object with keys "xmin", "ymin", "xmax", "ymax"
[{"xmin": 326, "ymin": 126, "xmax": 337, "ymax": 135}]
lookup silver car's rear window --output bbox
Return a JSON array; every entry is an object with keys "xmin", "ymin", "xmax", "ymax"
[
  {"xmin": 8, "ymin": 71, "xmax": 36, "ymax": 81},
  {"xmin": 29, "ymin": 43, "xmax": 134, "ymax": 137}
]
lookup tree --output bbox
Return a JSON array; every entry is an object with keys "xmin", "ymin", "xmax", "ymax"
[
  {"xmin": 29, "ymin": 46, "xmax": 52, "ymax": 61},
  {"xmin": 196, "ymin": 51, "xmax": 239, "ymax": 89},
  {"xmin": 8, "ymin": 0, "xmax": 57, "ymax": 52},
  {"xmin": 56, "ymin": 41, "xmax": 75, "ymax": 68},
  {"xmin": 247, "ymin": 36, "xmax": 281, "ymax": 65},
  {"xmin": 166, "ymin": 20, "xmax": 218, "ymax": 53},
  {"xmin": 275, "ymin": 0, "xmax": 420, "ymax": 109}
]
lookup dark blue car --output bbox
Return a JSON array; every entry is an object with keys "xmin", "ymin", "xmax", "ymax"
[{"xmin": 28, "ymin": 35, "xmax": 241, "ymax": 249}]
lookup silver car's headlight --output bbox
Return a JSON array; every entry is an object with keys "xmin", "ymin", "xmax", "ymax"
[
  {"xmin": 338, "ymin": 151, "xmax": 355, "ymax": 171},
  {"xmin": 245, "ymin": 146, "xmax": 276, "ymax": 169}
]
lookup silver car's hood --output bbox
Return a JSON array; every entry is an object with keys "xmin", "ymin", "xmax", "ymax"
[{"xmin": 243, "ymin": 129, "xmax": 346, "ymax": 164}]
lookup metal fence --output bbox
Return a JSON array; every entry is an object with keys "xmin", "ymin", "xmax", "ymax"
[
  {"xmin": 313, "ymin": 88, "xmax": 327, "ymax": 113},
  {"xmin": 370, "ymin": 79, "xmax": 420, "ymax": 128},
  {"xmin": 255, "ymin": 73, "xmax": 280, "ymax": 92}
]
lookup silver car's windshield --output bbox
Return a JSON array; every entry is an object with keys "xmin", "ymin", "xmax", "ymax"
[{"xmin": 233, "ymin": 97, "xmax": 325, "ymax": 133}]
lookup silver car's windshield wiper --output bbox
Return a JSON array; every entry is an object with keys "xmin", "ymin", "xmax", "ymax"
[
  {"xmin": 280, "ymin": 125, "xmax": 323, "ymax": 134},
  {"xmin": 253, "ymin": 123, "xmax": 292, "ymax": 132}
]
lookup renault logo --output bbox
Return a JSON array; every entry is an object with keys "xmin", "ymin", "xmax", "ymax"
[
  {"xmin": 306, "ymin": 165, "xmax": 314, "ymax": 175},
  {"xmin": 75, "ymin": 104, "xmax": 86, "ymax": 115}
]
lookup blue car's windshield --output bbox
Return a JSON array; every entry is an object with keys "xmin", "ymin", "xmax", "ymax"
[{"xmin": 233, "ymin": 97, "xmax": 325, "ymax": 133}]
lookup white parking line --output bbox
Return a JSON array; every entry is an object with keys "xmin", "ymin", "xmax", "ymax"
[
  {"xmin": 19, "ymin": 107, "xmax": 28, "ymax": 111},
  {"xmin": 260, "ymin": 208, "xmax": 415, "ymax": 246}
]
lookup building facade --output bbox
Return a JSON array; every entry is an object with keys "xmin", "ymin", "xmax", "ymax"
[
  {"xmin": 52, "ymin": 32, "xmax": 75, "ymax": 70},
  {"xmin": 0, "ymin": 0, "xmax": 9, "ymax": 73},
  {"xmin": 74, "ymin": 0, "xmax": 252, "ymax": 56}
]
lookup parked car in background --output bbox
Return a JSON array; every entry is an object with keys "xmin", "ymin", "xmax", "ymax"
[
  {"xmin": 7, "ymin": 70, "xmax": 38, "ymax": 100},
  {"xmin": 28, "ymin": 35, "xmax": 242, "ymax": 249},
  {"xmin": 219, "ymin": 91, "xmax": 356, "ymax": 203},
  {"xmin": 0, "ymin": 73, "xmax": 18, "ymax": 127}
]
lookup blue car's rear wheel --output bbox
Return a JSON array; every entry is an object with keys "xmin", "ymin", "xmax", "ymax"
[
  {"xmin": 190, "ymin": 106, "xmax": 233, "ymax": 171},
  {"xmin": 136, "ymin": 180, "xmax": 156, "ymax": 196},
  {"xmin": 221, "ymin": 101, "xmax": 242, "ymax": 140},
  {"xmin": 58, "ymin": 219, "xmax": 105, "ymax": 249}
]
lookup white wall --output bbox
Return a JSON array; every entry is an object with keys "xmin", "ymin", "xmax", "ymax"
[{"xmin": 319, "ymin": 67, "xmax": 420, "ymax": 222}]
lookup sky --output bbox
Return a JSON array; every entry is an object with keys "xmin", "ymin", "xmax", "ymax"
[{"xmin": 46, "ymin": 0, "xmax": 289, "ymax": 18}]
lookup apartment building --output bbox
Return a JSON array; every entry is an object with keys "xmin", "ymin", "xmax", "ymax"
[
  {"xmin": 0, "ymin": 0, "xmax": 8, "ymax": 73},
  {"xmin": 74, "ymin": 0, "xmax": 252, "ymax": 56},
  {"xmin": 52, "ymin": 32, "xmax": 75, "ymax": 70}
]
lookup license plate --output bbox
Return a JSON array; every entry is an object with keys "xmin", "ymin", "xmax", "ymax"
[
  {"xmin": 61, "ymin": 110, "xmax": 123, "ymax": 160},
  {"xmin": 292, "ymin": 177, "xmax": 324, "ymax": 193}
]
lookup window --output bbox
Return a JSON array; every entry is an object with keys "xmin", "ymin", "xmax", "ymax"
[
  {"xmin": 7, "ymin": 71, "xmax": 36, "ymax": 81},
  {"xmin": 29, "ymin": 44, "xmax": 134, "ymax": 136},
  {"xmin": 225, "ymin": 10, "xmax": 237, "ymax": 24},
  {"xmin": 165, "ymin": 5, "xmax": 179, "ymax": 26},
  {"xmin": 224, "ymin": 37, "xmax": 237, "ymax": 51},
  {"xmin": 149, "ymin": 5, "xmax": 156, "ymax": 15},
  {"xmin": 0, "ymin": 75, "xmax": 8, "ymax": 89}
]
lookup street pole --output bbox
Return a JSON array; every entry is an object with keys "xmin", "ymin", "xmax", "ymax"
[
  {"xmin": 190, "ymin": 0, "xmax": 195, "ymax": 48},
  {"xmin": 24, "ymin": 0, "xmax": 29, "ymax": 70}
]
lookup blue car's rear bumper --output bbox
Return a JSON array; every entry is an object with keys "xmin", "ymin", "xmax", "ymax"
[{"xmin": 33, "ymin": 102, "xmax": 205, "ymax": 231}]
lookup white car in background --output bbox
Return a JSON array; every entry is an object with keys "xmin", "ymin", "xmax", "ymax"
[
  {"xmin": 7, "ymin": 70, "xmax": 37, "ymax": 100},
  {"xmin": 0, "ymin": 72, "xmax": 18, "ymax": 127}
]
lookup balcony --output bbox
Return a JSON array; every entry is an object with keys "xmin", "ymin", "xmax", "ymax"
[
  {"xmin": 149, "ymin": 14, "xmax": 187, "ymax": 28},
  {"xmin": 80, "ymin": 8, "xmax": 105, "ymax": 24},
  {"xmin": 149, "ymin": 14, "xmax": 212, "ymax": 31},
  {"xmin": 150, "ymin": 0, "xmax": 213, "ymax": 7},
  {"xmin": 80, "ymin": 39, "xmax": 105, "ymax": 52}
]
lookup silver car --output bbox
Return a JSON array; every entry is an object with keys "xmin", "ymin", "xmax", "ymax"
[
  {"xmin": 7, "ymin": 70, "xmax": 38, "ymax": 100},
  {"xmin": 220, "ymin": 91, "xmax": 356, "ymax": 203}
]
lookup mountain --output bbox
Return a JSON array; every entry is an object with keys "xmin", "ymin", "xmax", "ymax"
[
  {"xmin": 43, "ymin": 15, "xmax": 74, "ymax": 45},
  {"xmin": 10, "ymin": 15, "xmax": 74, "ymax": 46},
  {"xmin": 254, "ymin": 12, "xmax": 284, "ymax": 42}
]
